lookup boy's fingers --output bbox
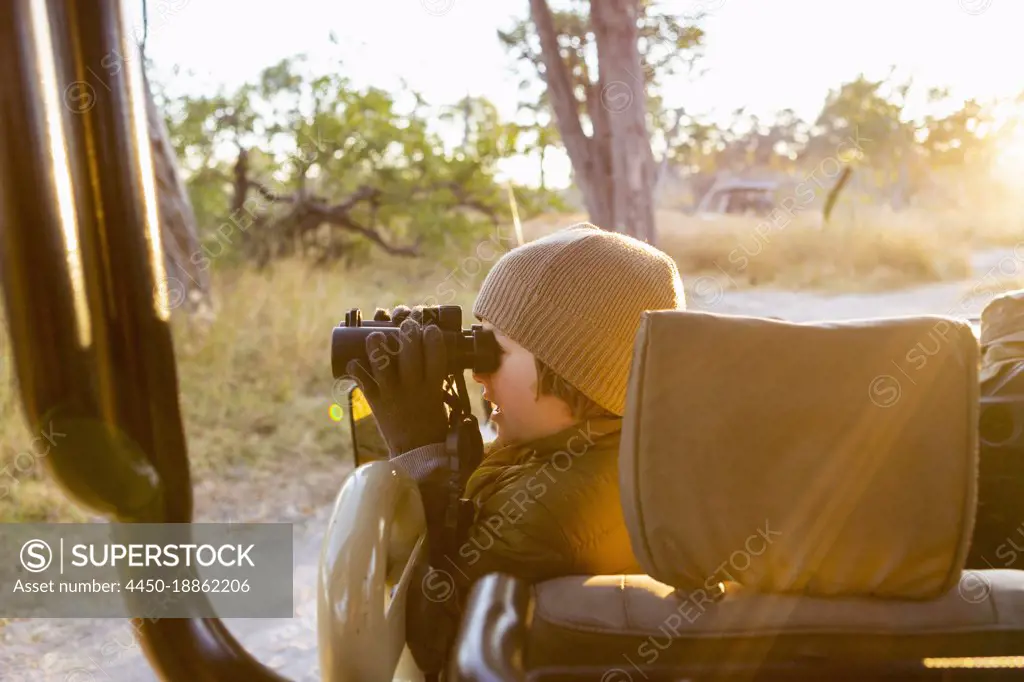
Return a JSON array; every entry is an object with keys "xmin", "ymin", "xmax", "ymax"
[
  {"xmin": 422, "ymin": 325, "xmax": 448, "ymax": 385},
  {"xmin": 398, "ymin": 318, "xmax": 423, "ymax": 385},
  {"xmin": 391, "ymin": 305, "xmax": 412, "ymax": 325},
  {"xmin": 366, "ymin": 331, "xmax": 400, "ymax": 394},
  {"xmin": 372, "ymin": 308, "xmax": 392, "ymax": 322},
  {"xmin": 345, "ymin": 358, "xmax": 378, "ymax": 400}
]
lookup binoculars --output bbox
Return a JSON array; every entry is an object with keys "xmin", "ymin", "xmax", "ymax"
[{"xmin": 331, "ymin": 305, "xmax": 501, "ymax": 379}]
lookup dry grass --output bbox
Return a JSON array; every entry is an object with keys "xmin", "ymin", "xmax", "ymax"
[
  {"xmin": 661, "ymin": 211, "xmax": 973, "ymax": 293},
  {"xmin": 524, "ymin": 205, "xmax": 1024, "ymax": 292},
  {"xmin": 0, "ymin": 255, "xmax": 489, "ymax": 523},
  {"xmin": 0, "ymin": 203, "xmax": 1018, "ymax": 520}
]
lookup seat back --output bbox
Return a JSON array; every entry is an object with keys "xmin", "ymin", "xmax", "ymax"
[{"xmin": 619, "ymin": 310, "xmax": 979, "ymax": 599}]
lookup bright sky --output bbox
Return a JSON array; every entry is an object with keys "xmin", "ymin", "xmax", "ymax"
[{"xmin": 135, "ymin": 0, "xmax": 1024, "ymax": 187}]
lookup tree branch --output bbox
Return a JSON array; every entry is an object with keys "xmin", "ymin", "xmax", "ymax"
[
  {"xmin": 312, "ymin": 208, "xmax": 422, "ymax": 257},
  {"xmin": 311, "ymin": 185, "xmax": 380, "ymax": 216},
  {"xmin": 250, "ymin": 179, "xmax": 296, "ymax": 204},
  {"xmin": 229, "ymin": 148, "xmax": 502, "ymax": 261}
]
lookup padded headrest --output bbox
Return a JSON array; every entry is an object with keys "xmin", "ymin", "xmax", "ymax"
[{"xmin": 619, "ymin": 310, "xmax": 978, "ymax": 599}]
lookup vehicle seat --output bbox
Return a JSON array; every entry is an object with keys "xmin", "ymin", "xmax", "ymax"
[{"xmin": 450, "ymin": 311, "xmax": 1024, "ymax": 681}]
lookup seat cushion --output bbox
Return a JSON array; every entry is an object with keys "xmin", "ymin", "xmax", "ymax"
[
  {"xmin": 526, "ymin": 571, "xmax": 1024, "ymax": 669},
  {"xmin": 619, "ymin": 310, "xmax": 979, "ymax": 599}
]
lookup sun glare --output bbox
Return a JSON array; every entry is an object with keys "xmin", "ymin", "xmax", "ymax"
[{"xmin": 995, "ymin": 119, "xmax": 1024, "ymax": 183}]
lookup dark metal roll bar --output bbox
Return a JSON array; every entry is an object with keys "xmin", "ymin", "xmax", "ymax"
[
  {"xmin": 448, "ymin": 574, "xmax": 530, "ymax": 682},
  {"xmin": 0, "ymin": 1, "xmax": 289, "ymax": 678}
]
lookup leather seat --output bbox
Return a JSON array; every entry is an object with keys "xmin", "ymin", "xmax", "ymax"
[
  {"xmin": 450, "ymin": 311, "xmax": 1024, "ymax": 681},
  {"xmin": 526, "ymin": 572, "xmax": 1024, "ymax": 669}
]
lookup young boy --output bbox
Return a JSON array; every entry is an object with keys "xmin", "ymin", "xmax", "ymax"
[{"xmin": 346, "ymin": 222, "xmax": 685, "ymax": 667}]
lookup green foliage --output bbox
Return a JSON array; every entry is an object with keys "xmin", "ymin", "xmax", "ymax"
[
  {"xmin": 802, "ymin": 73, "xmax": 916, "ymax": 167},
  {"xmin": 154, "ymin": 56, "xmax": 549, "ymax": 267},
  {"xmin": 651, "ymin": 69, "xmax": 1019, "ymax": 209},
  {"xmin": 920, "ymin": 98, "xmax": 996, "ymax": 168}
]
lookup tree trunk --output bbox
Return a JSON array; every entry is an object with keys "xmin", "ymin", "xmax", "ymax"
[
  {"xmin": 590, "ymin": 0, "xmax": 657, "ymax": 245},
  {"xmin": 143, "ymin": 71, "xmax": 211, "ymax": 314},
  {"xmin": 528, "ymin": 0, "xmax": 613, "ymax": 228},
  {"xmin": 528, "ymin": 0, "xmax": 657, "ymax": 245}
]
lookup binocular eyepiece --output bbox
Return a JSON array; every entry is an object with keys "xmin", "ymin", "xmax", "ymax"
[{"xmin": 331, "ymin": 305, "xmax": 501, "ymax": 379}]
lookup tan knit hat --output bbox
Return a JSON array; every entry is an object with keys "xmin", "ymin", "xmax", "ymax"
[{"xmin": 473, "ymin": 223, "xmax": 685, "ymax": 416}]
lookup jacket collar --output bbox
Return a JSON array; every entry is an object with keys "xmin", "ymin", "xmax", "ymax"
[
  {"xmin": 485, "ymin": 416, "xmax": 623, "ymax": 461},
  {"xmin": 466, "ymin": 416, "xmax": 624, "ymax": 502}
]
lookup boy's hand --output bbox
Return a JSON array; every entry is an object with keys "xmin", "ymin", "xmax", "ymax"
[{"xmin": 345, "ymin": 306, "xmax": 450, "ymax": 456}]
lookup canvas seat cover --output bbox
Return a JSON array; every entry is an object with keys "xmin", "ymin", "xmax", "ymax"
[{"xmin": 618, "ymin": 310, "xmax": 978, "ymax": 599}]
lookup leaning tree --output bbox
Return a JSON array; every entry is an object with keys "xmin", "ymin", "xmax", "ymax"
[
  {"xmin": 500, "ymin": 0, "xmax": 706, "ymax": 245},
  {"xmin": 144, "ymin": 71, "xmax": 211, "ymax": 313}
]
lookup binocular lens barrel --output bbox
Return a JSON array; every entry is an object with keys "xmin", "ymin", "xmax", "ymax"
[{"xmin": 331, "ymin": 306, "xmax": 501, "ymax": 379}]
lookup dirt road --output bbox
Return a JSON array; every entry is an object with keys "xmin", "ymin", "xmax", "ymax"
[
  {"xmin": 686, "ymin": 248, "xmax": 1014, "ymax": 322},
  {"xmin": 1, "ymin": 246, "xmax": 1018, "ymax": 681}
]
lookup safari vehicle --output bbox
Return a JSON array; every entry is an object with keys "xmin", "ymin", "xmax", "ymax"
[
  {"xmin": 3, "ymin": 3, "xmax": 1024, "ymax": 682},
  {"xmin": 694, "ymin": 179, "xmax": 779, "ymax": 218}
]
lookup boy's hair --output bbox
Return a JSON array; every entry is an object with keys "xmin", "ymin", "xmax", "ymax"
[{"xmin": 534, "ymin": 357, "xmax": 616, "ymax": 420}]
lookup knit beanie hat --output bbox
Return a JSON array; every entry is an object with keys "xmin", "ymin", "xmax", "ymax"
[{"xmin": 473, "ymin": 223, "xmax": 685, "ymax": 416}]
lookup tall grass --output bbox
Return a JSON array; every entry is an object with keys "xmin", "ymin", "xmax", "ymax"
[
  {"xmin": 525, "ymin": 205, "xmax": 1024, "ymax": 292},
  {"xmin": 0, "ymin": 255, "xmax": 487, "ymax": 522}
]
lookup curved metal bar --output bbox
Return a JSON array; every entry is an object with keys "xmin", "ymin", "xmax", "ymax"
[
  {"xmin": 0, "ymin": 0, "xmax": 109, "ymax": 486},
  {"xmin": 449, "ymin": 573, "xmax": 531, "ymax": 682},
  {"xmin": 317, "ymin": 461, "xmax": 428, "ymax": 682},
  {"xmin": 0, "ymin": 1, "xmax": 291, "ymax": 679},
  {"xmin": 47, "ymin": 0, "xmax": 189, "ymax": 523}
]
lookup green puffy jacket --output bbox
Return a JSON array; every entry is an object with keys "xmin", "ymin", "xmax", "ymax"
[
  {"xmin": 395, "ymin": 416, "xmax": 640, "ymax": 584},
  {"xmin": 459, "ymin": 416, "xmax": 641, "ymax": 580},
  {"xmin": 392, "ymin": 416, "xmax": 641, "ymax": 670}
]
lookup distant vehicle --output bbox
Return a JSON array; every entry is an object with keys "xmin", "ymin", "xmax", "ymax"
[{"xmin": 695, "ymin": 178, "xmax": 779, "ymax": 218}]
